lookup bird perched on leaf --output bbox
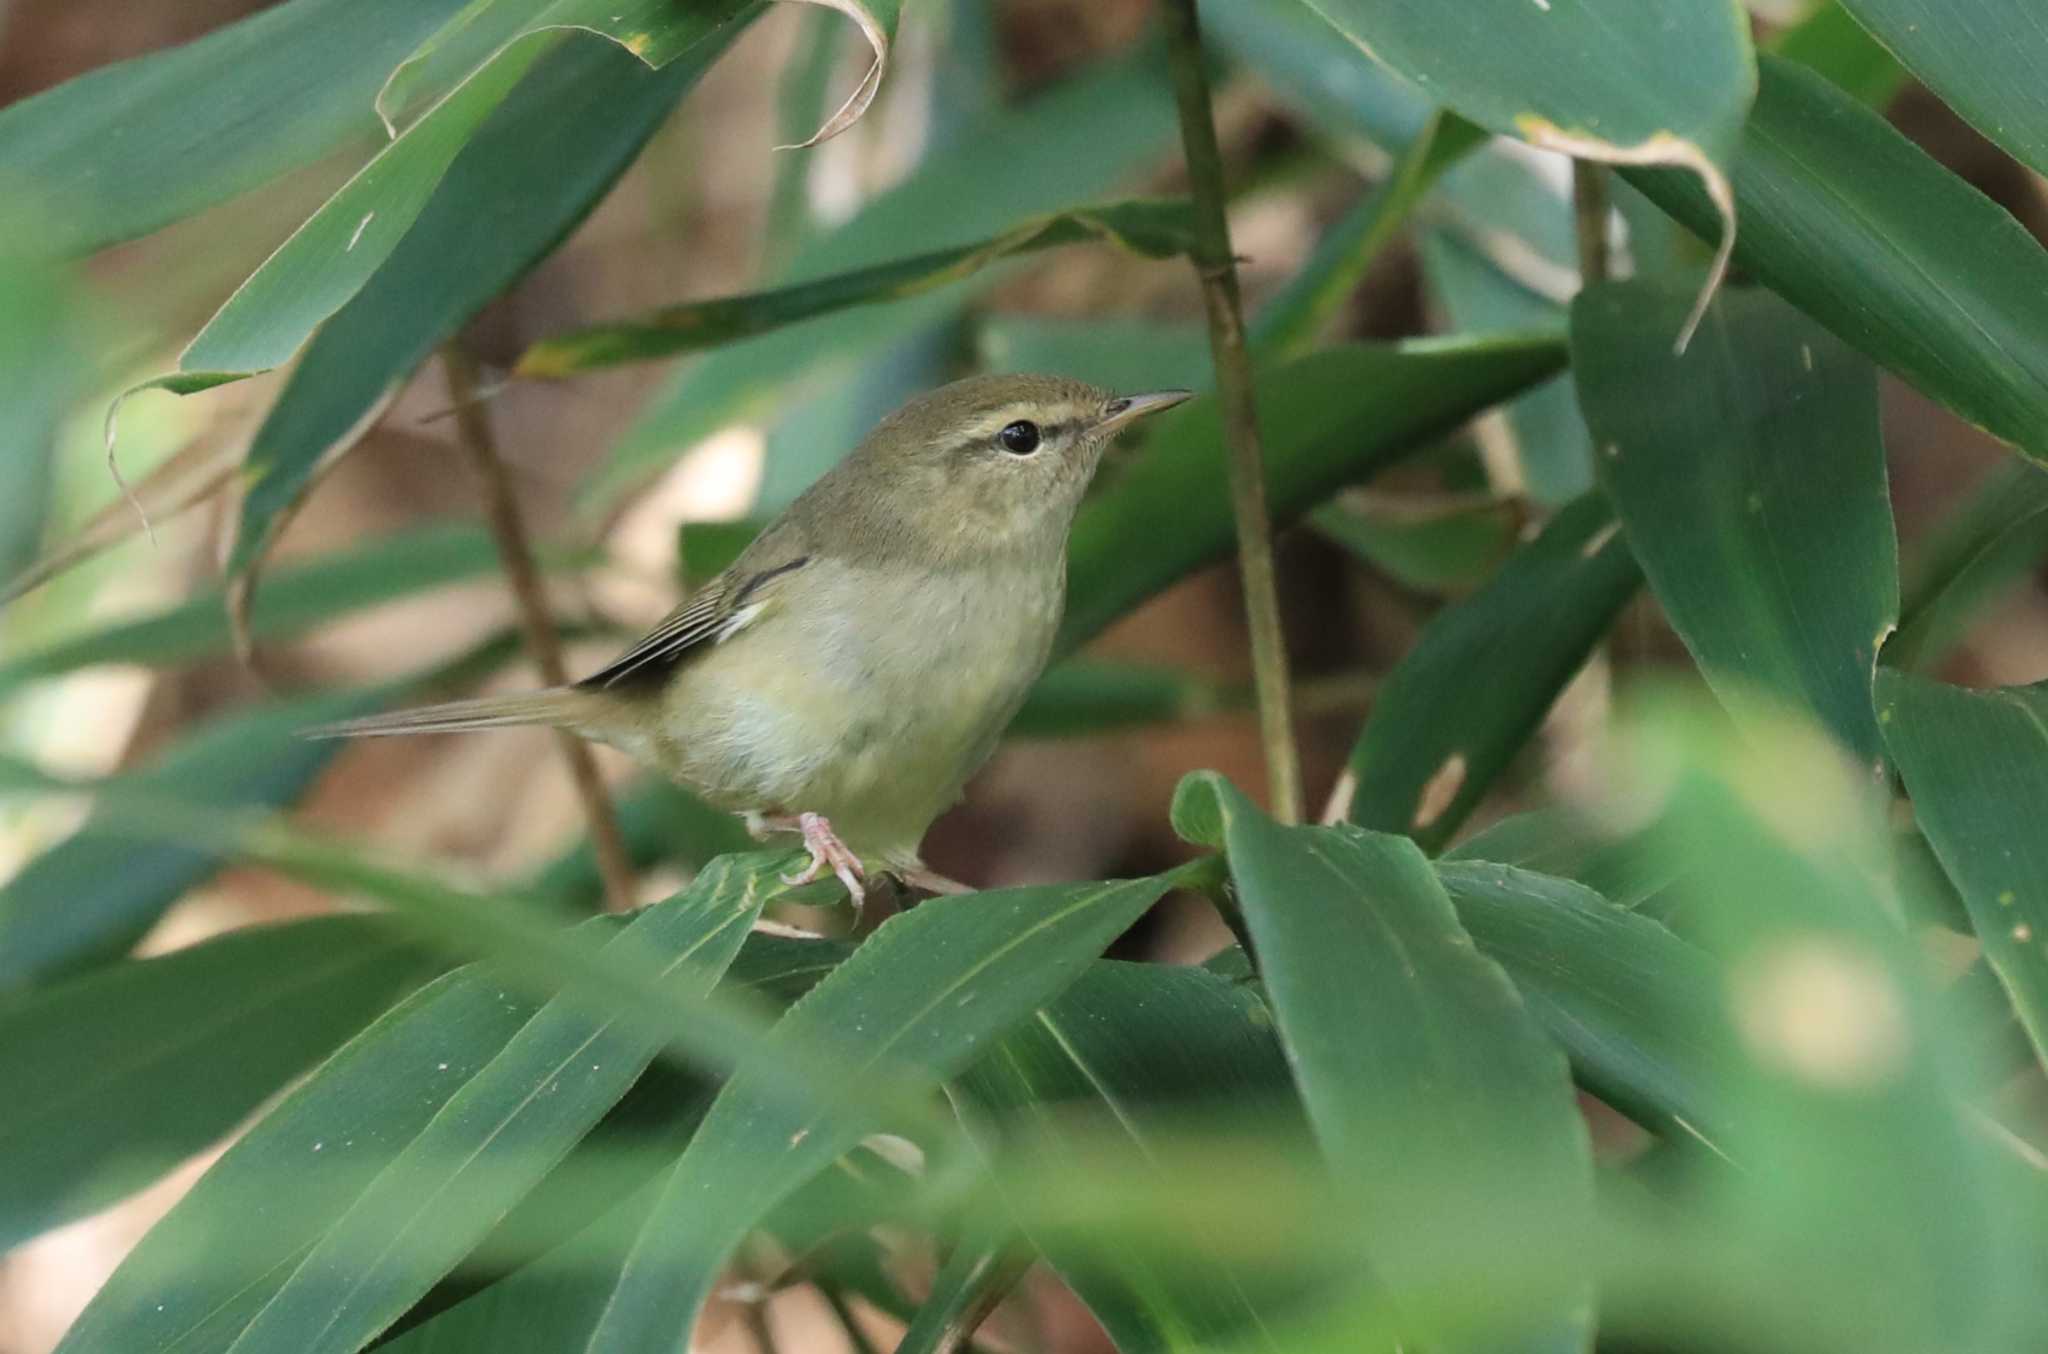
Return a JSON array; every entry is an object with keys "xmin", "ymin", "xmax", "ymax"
[{"xmin": 309, "ymin": 374, "xmax": 1191, "ymax": 906}]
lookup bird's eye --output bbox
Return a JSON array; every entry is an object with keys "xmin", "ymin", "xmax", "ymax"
[{"xmin": 997, "ymin": 420, "xmax": 1041, "ymax": 455}]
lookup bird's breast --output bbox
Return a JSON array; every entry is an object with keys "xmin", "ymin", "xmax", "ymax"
[{"xmin": 659, "ymin": 556, "xmax": 1061, "ymax": 860}]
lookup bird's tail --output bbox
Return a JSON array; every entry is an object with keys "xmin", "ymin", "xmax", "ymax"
[{"xmin": 303, "ymin": 688, "xmax": 591, "ymax": 740}]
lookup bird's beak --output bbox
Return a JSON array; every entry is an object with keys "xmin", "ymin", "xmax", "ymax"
[{"xmin": 1094, "ymin": 388, "xmax": 1194, "ymax": 436}]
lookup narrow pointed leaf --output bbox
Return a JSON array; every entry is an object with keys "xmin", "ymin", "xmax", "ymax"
[
  {"xmin": 1877, "ymin": 670, "xmax": 2048, "ymax": 1070},
  {"xmin": 1342, "ymin": 492, "xmax": 1639, "ymax": 850},
  {"xmin": 219, "ymin": 861, "xmax": 769, "ymax": 1354},
  {"xmin": 1892, "ymin": 459, "xmax": 2048, "ymax": 672},
  {"xmin": 1174, "ymin": 774, "xmax": 1594, "ymax": 1353},
  {"xmin": 120, "ymin": 4, "xmax": 755, "ymax": 412},
  {"xmin": 53, "ymin": 953, "xmax": 577, "ymax": 1354},
  {"xmin": 1572, "ymin": 282, "xmax": 1899, "ymax": 768},
  {"xmin": 226, "ymin": 25, "xmax": 745, "ymax": 588},
  {"xmin": 1624, "ymin": 56, "xmax": 2048, "ymax": 469},
  {"xmin": 588, "ymin": 51, "xmax": 1180, "ymax": 505},
  {"xmin": 0, "ymin": 525, "xmax": 580, "ymax": 692},
  {"xmin": 1200, "ymin": 0, "xmax": 1435, "ymax": 152},
  {"xmin": 1772, "ymin": 3, "xmax": 1906, "ymax": 110},
  {"xmin": 1838, "ymin": 0, "xmax": 2048, "ymax": 178},
  {"xmin": 519, "ymin": 199, "xmax": 1195, "ymax": 376},
  {"xmin": 584, "ymin": 874, "xmax": 1176, "ymax": 1353},
  {"xmin": 1058, "ymin": 335, "xmax": 1567, "ymax": 654},
  {"xmin": 0, "ymin": 691, "xmax": 371, "ymax": 988},
  {"xmin": 0, "ymin": 917, "xmax": 445, "ymax": 1248},
  {"xmin": 0, "ymin": 0, "xmax": 471, "ymax": 257},
  {"xmin": 956, "ymin": 960, "xmax": 1300, "ymax": 1352},
  {"xmin": 1292, "ymin": 0, "xmax": 1753, "ymax": 341}
]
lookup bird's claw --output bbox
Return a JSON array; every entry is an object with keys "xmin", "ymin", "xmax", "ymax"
[{"xmin": 779, "ymin": 811, "xmax": 867, "ymax": 910}]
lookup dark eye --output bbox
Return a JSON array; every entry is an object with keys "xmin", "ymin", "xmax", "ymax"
[{"xmin": 997, "ymin": 420, "xmax": 1041, "ymax": 455}]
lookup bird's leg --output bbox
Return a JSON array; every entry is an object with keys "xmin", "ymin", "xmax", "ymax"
[{"xmin": 778, "ymin": 811, "xmax": 867, "ymax": 909}]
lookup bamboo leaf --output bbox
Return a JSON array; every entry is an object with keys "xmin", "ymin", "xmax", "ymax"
[
  {"xmin": 1624, "ymin": 56, "xmax": 2048, "ymax": 470},
  {"xmin": 582, "ymin": 873, "xmax": 1179, "ymax": 1353},
  {"xmin": 53, "ymin": 951, "xmax": 579, "ymax": 1354},
  {"xmin": 110, "ymin": 4, "xmax": 757, "ymax": 419},
  {"xmin": 586, "ymin": 50, "xmax": 1181, "ymax": 507},
  {"xmin": 1571, "ymin": 282, "xmax": 1899, "ymax": 768},
  {"xmin": 518, "ymin": 199, "xmax": 1196, "ymax": 377},
  {"xmin": 1341, "ymin": 492, "xmax": 1639, "ymax": 850},
  {"xmin": 1892, "ymin": 459, "xmax": 2048, "ymax": 672},
  {"xmin": 1877, "ymin": 670, "xmax": 2048, "ymax": 1071},
  {"xmin": 0, "ymin": 691, "xmax": 373, "ymax": 988},
  {"xmin": 224, "ymin": 27, "xmax": 742, "ymax": 596},
  {"xmin": 1059, "ymin": 334, "xmax": 1567, "ymax": 654},
  {"xmin": 1174, "ymin": 773, "xmax": 1595, "ymax": 1353},
  {"xmin": 216, "ymin": 861, "xmax": 770, "ymax": 1354},
  {"xmin": 0, "ymin": 917, "xmax": 445, "ymax": 1249},
  {"xmin": 955, "ymin": 960, "xmax": 1301, "ymax": 1353},
  {"xmin": 0, "ymin": 0, "xmax": 471, "ymax": 257},
  {"xmin": 1290, "ymin": 0, "xmax": 1755, "ymax": 344},
  {"xmin": 1837, "ymin": 0, "xmax": 2048, "ymax": 177}
]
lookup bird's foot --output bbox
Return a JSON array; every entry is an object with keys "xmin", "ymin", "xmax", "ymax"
[{"xmin": 779, "ymin": 811, "xmax": 867, "ymax": 909}]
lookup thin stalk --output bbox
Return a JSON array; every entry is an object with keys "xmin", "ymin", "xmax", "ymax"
[
  {"xmin": 1160, "ymin": 0, "xmax": 1304, "ymax": 824},
  {"xmin": 1572, "ymin": 160, "xmax": 1612, "ymax": 286},
  {"xmin": 442, "ymin": 345, "xmax": 637, "ymax": 912},
  {"xmin": 818, "ymin": 1281, "xmax": 886, "ymax": 1354}
]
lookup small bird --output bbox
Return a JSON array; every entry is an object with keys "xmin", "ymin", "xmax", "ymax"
[{"xmin": 311, "ymin": 374, "xmax": 1191, "ymax": 905}]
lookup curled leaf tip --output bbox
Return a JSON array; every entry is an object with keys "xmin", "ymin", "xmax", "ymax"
[
  {"xmin": 783, "ymin": 1, "xmax": 893, "ymax": 147},
  {"xmin": 1515, "ymin": 118, "xmax": 1737, "ymax": 356}
]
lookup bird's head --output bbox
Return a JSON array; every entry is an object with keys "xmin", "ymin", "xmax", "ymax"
[{"xmin": 821, "ymin": 373, "xmax": 1192, "ymax": 564}]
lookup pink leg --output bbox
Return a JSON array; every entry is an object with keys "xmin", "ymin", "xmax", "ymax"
[{"xmin": 778, "ymin": 811, "xmax": 867, "ymax": 908}]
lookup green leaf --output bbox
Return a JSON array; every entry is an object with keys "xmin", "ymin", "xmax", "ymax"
[
  {"xmin": 1624, "ymin": 55, "xmax": 2048, "ymax": 470},
  {"xmin": 1892, "ymin": 459, "xmax": 2048, "ymax": 672},
  {"xmin": 1434, "ymin": 860, "xmax": 1729, "ymax": 1149},
  {"xmin": 1294, "ymin": 0, "xmax": 1754, "ymax": 341},
  {"xmin": 0, "ymin": 0, "xmax": 471, "ymax": 257},
  {"xmin": 1837, "ymin": 0, "xmax": 2048, "ymax": 177},
  {"xmin": 1201, "ymin": 0, "xmax": 1435, "ymax": 153},
  {"xmin": 0, "ymin": 691, "xmax": 371, "ymax": 988},
  {"xmin": 1571, "ymin": 282, "xmax": 1899, "ymax": 768},
  {"xmin": 977, "ymin": 314, "xmax": 1210, "ymax": 395},
  {"xmin": 1310, "ymin": 492, "xmax": 1521, "ymax": 594},
  {"xmin": 1445, "ymin": 809, "xmax": 1678, "ymax": 913},
  {"xmin": 1420, "ymin": 231, "xmax": 1592, "ymax": 505},
  {"xmin": 583, "ymin": 873, "xmax": 1177, "ymax": 1353},
  {"xmin": 118, "ymin": 4, "xmax": 755, "ymax": 409},
  {"xmin": 518, "ymin": 199, "xmax": 1196, "ymax": 376},
  {"xmin": 1058, "ymin": 335, "xmax": 1567, "ymax": 654},
  {"xmin": 1251, "ymin": 114, "xmax": 1485, "ymax": 361},
  {"xmin": 956, "ymin": 960, "xmax": 1300, "ymax": 1352},
  {"xmin": 218, "ymin": 861, "xmax": 768, "ymax": 1354},
  {"xmin": 0, "ymin": 916, "xmax": 445, "ymax": 1249},
  {"xmin": 1603, "ymin": 697, "xmax": 2026, "ymax": 1354},
  {"xmin": 1877, "ymin": 670, "xmax": 2048, "ymax": 1070},
  {"xmin": 226, "ymin": 24, "xmax": 742, "ymax": 589},
  {"xmin": 375, "ymin": 931, "xmax": 853, "ymax": 1348},
  {"xmin": 0, "ymin": 253, "xmax": 76, "ymax": 582},
  {"xmin": 1008, "ymin": 661, "xmax": 1238, "ymax": 740},
  {"xmin": 528, "ymin": 779, "xmax": 752, "ymax": 907},
  {"xmin": 1175, "ymin": 773, "xmax": 1594, "ymax": 1353},
  {"xmin": 1341, "ymin": 492, "xmax": 1639, "ymax": 850},
  {"xmin": 894, "ymin": 1219, "xmax": 1033, "ymax": 1354},
  {"xmin": 0, "ymin": 524, "xmax": 576, "ymax": 692},
  {"xmin": 1771, "ymin": 2, "xmax": 1907, "ymax": 110},
  {"xmin": 54, "ymin": 949, "xmax": 575, "ymax": 1354},
  {"xmin": 586, "ymin": 49, "xmax": 1181, "ymax": 507}
]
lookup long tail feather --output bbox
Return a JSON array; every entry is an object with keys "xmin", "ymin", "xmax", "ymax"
[{"xmin": 303, "ymin": 689, "xmax": 582, "ymax": 740}]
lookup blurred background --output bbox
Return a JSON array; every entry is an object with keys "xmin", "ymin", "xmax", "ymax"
[{"xmin": 3, "ymin": 0, "xmax": 2046, "ymax": 1348}]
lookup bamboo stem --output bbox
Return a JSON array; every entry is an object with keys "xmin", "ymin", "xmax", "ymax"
[
  {"xmin": 442, "ymin": 345, "xmax": 637, "ymax": 912},
  {"xmin": 1572, "ymin": 160, "xmax": 1612, "ymax": 286},
  {"xmin": 1160, "ymin": 0, "xmax": 1305, "ymax": 824}
]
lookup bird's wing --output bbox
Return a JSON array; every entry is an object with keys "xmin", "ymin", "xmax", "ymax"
[{"xmin": 577, "ymin": 552, "xmax": 812, "ymax": 690}]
